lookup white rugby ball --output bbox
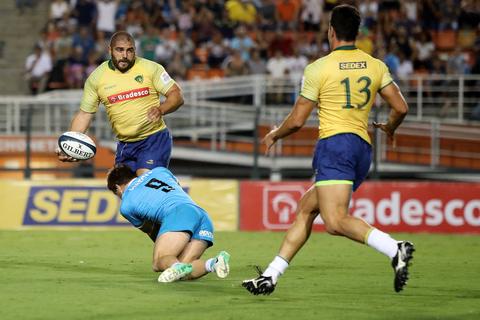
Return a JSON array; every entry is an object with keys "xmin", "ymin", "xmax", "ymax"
[{"xmin": 58, "ymin": 131, "xmax": 97, "ymax": 160}]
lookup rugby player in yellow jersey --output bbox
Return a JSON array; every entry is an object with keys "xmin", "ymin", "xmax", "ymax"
[
  {"xmin": 57, "ymin": 31, "xmax": 184, "ymax": 176},
  {"xmin": 243, "ymin": 5, "xmax": 414, "ymax": 295}
]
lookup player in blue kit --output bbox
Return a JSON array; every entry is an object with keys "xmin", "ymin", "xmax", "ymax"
[{"xmin": 107, "ymin": 164, "xmax": 230, "ymax": 283}]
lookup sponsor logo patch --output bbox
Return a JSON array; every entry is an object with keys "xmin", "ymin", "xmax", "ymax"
[
  {"xmin": 339, "ymin": 61, "xmax": 367, "ymax": 70},
  {"xmin": 160, "ymin": 71, "xmax": 172, "ymax": 85},
  {"xmin": 107, "ymin": 87, "xmax": 150, "ymax": 104}
]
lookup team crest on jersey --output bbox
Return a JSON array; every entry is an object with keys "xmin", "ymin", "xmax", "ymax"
[{"xmin": 135, "ymin": 75, "xmax": 144, "ymax": 83}]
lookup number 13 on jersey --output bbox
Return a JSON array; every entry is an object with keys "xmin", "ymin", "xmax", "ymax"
[{"xmin": 340, "ymin": 76, "xmax": 372, "ymax": 109}]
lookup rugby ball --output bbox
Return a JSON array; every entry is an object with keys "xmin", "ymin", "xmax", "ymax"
[{"xmin": 58, "ymin": 131, "xmax": 96, "ymax": 160}]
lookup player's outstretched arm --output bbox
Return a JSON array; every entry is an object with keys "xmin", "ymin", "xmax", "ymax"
[
  {"xmin": 263, "ymin": 96, "xmax": 316, "ymax": 154},
  {"xmin": 375, "ymin": 82, "xmax": 409, "ymax": 143},
  {"xmin": 56, "ymin": 110, "xmax": 95, "ymax": 162}
]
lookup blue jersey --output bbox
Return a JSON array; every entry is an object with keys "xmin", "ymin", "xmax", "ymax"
[{"xmin": 120, "ymin": 167, "xmax": 197, "ymax": 228}]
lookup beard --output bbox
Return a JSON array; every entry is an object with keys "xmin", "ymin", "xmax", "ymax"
[{"xmin": 111, "ymin": 55, "xmax": 135, "ymax": 72}]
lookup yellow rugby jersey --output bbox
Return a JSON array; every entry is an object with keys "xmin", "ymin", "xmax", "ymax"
[
  {"xmin": 80, "ymin": 57, "xmax": 176, "ymax": 142},
  {"xmin": 300, "ymin": 45, "xmax": 393, "ymax": 144}
]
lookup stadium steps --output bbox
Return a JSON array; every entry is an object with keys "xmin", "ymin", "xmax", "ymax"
[{"xmin": 0, "ymin": 0, "xmax": 49, "ymax": 94}]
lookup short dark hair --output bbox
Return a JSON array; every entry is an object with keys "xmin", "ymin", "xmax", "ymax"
[
  {"xmin": 107, "ymin": 164, "xmax": 136, "ymax": 193},
  {"xmin": 109, "ymin": 31, "xmax": 135, "ymax": 47},
  {"xmin": 330, "ymin": 5, "xmax": 361, "ymax": 42}
]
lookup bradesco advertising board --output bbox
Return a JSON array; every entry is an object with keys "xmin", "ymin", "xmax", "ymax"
[
  {"xmin": 0, "ymin": 179, "xmax": 238, "ymax": 230},
  {"xmin": 240, "ymin": 181, "xmax": 480, "ymax": 233}
]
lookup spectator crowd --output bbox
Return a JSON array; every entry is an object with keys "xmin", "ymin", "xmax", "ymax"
[{"xmin": 23, "ymin": 0, "xmax": 480, "ymax": 96}]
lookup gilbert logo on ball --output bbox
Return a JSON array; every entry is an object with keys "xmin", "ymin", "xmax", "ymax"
[{"xmin": 58, "ymin": 131, "xmax": 97, "ymax": 160}]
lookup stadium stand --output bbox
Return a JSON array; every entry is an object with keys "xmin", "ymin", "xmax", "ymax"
[
  {"xmin": 0, "ymin": 0, "xmax": 478, "ymax": 179},
  {"xmin": 0, "ymin": 0, "xmax": 476, "ymax": 96}
]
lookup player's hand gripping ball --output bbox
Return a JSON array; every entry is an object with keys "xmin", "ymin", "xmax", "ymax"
[{"xmin": 58, "ymin": 131, "xmax": 97, "ymax": 160}]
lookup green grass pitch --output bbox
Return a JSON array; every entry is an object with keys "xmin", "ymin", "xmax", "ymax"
[{"xmin": 0, "ymin": 230, "xmax": 479, "ymax": 320}]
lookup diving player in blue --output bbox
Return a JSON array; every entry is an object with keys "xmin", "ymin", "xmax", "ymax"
[{"xmin": 107, "ymin": 164, "xmax": 230, "ymax": 283}]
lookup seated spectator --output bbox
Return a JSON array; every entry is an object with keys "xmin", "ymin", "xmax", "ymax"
[
  {"xmin": 73, "ymin": 0, "xmax": 96, "ymax": 28},
  {"xmin": 359, "ymin": 0, "xmax": 378, "ymax": 29},
  {"xmin": 300, "ymin": 0, "xmax": 323, "ymax": 31},
  {"xmin": 72, "ymin": 26, "xmax": 95, "ymax": 63},
  {"xmin": 276, "ymin": 0, "xmax": 299, "ymax": 30},
  {"xmin": 207, "ymin": 31, "xmax": 229, "ymax": 68},
  {"xmin": 85, "ymin": 52, "xmax": 100, "ymax": 77},
  {"xmin": 266, "ymin": 50, "xmax": 289, "ymax": 103},
  {"xmin": 384, "ymin": 44, "xmax": 400, "ymax": 79},
  {"xmin": 268, "ymin": 30, "xmax": 294, "ymax": 57},
  {"xmin": 168, "ymin": 52, "xmax": 188, "ymax": 80},
  {"xmin": 286, "ymin": 48, "xmax": 308, "ymax": 85},
  {"xmin": 65, "ymin": 47, "xmax": 86, "ymax": 89},
  {"xmin": 223, "ymin": 50, "xmax": 249, "ymax": 77},
  {"xmin": 175, "ymin": 31, "xmax": 195, "ymax": 68},
  {"xmin": 96, "ymin": 0, "xmax": 119, "ymax": 38},
  {"xmin": 53, "ymin": 27, "xmax": 73, "ymax": 61},
  {"xmin": 412, "ymin": 30, "xmax": 434, "ymax": 70},
  {"xmin": 229, "ymin": 25, "xmax": 256, "ymax": 62},
  {"xmin": 447, "ymin": 47, "xmax": 470, "ymax": 75},
  {"xmin": 140, "ymin": 26, "xmax": 161, "ymax": 61},
  {"xmin": 193, "ymin": 5, "xmax": 217, "ymax": 44},
  {"xmin": 94, "ymin": 30, "xmax": 109, "ymax": 61},
  {"xmin": 248, "ymin": 49, "xmax": 267, "ymax": 75},
  {"xmin": 46, "ymin": 58, "xmax": 68, "ymax": 91},
  {"xmin": 50, "ymin": 0, "xmax": 70, "ymax": 23},
  {"xmin": 176, "ymin": 3, "xmax": 195, "ymax": 34},
  {"xmin": 257, "ymin": 0, "xmax": 277, "ymax": 31},
  {"xmin": 155, "ymin": 29, "xmax": 177, "ymax": 66},
  {"xmin": 397, "ymin": 51, "xmax": 414, "ymax": 81},
  {"xmin": 24, "ymin": 45, "xmax": 53, "ymax": 95},
  {"xmin": 225, "ymin": 0, "xmax": 257, "ymax": 26}
]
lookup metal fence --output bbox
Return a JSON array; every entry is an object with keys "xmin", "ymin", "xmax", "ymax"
[{"xmin": 0, "ymin": 74, "xmax": 479, "ymax": 177}]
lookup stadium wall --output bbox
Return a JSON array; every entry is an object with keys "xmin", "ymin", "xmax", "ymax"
[
  {"xmin": 0, "ymin": 179, "xmax": 238, "ymax": 231},
  {"xmin": 1, "ymin": 179, "xmax": 479, "ymax": 233},
  {"xmin": 240, "ymin": 181, "xmax": 480, "ymax": 234}
]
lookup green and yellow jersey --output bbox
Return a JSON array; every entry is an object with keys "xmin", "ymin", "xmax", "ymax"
[
  {"xmin": 300, "ymin": 45, "xmax": 393, "ymax": 144},
  {"xmin": 80, "ymin": 57, "xmax": 176, "ymax": 142}
]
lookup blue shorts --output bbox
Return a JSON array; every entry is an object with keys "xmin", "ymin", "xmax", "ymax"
[
  {"xmin": 312, "ymin": 133, "xmax": 372, "ymax": 191},
  {"xmin": 115, "ymin": 129, "xmax": 172, "ymax": 172},
  {"xmin": 158, "ymin": 204, "xmax": 214, "ymax": 247}
]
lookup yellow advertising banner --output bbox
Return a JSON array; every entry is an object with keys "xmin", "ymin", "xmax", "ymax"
[{"xmin": 0, "ymin": 179, "xmax": 238, "ymax": 231}]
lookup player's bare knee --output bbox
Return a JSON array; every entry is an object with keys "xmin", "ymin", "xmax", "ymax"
[{"xmin": 324, "ymin": 219, "xmax": 342, "ymax": 235}]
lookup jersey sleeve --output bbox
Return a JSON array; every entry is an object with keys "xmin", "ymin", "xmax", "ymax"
[
  {"xmin": 379, "ymin": 60, "xmax": 394, "ymax": 90},
  {"xmin": 80, "ymin": 72, "xmax": 100, "ymax": 113},
  {"xmin": 151, "ymin": 62, "xmax": 176, "ymax": 96},
  {"xmin": 300, "ymin": 63, "xmax": 321, "ymax": 102}
]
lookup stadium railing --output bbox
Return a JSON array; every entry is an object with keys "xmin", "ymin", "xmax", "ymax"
[{"xmin": 0, "ymin": 74, "xmax": 479, "ymax": 178}]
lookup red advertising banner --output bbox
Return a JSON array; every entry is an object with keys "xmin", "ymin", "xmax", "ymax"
[{"xmin": 240, "ymin": 181, "xmax": 480, "ymax": 233}]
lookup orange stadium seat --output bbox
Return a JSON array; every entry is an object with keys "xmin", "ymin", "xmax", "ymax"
[
  {"xmin": 186, "ymin": 68, "xmax": 208, "ymax": 80},
  {"xmin": 207, "ymin": 68, "xmax": 225, "ymax": 79},
  {"xmin": 433, "ymin": 30, "xmax": 457, "ymax": 51}
]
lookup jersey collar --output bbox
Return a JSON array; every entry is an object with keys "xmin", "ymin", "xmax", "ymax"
[{"xmin": 333, "ymin": 45, "xmax": 357, "ymax": 51}]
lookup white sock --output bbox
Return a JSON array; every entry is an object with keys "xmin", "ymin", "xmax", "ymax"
[
  {"xmin": 366, "ymin": 228, "xmax": 398, "ymax": 259},
  {"xmin": 205, "ymin": 258, "xmax": 215, "ymax": 273},
  {"xmin": 263, "ymin": 255, "xmax": 289, "ymax": 284}
]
